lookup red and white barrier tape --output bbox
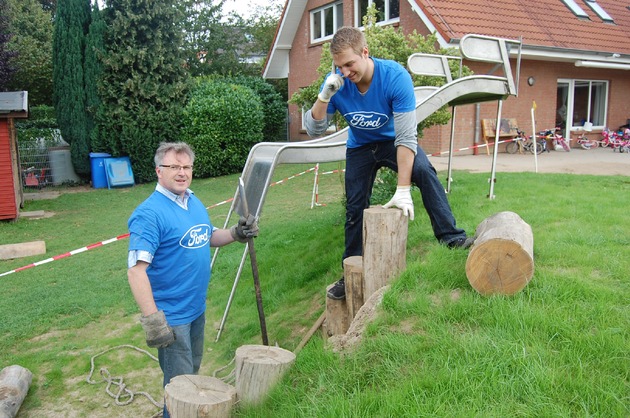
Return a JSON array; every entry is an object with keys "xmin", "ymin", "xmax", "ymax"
[
  {"xmin": 0, "ymin": 233, "xmax": 130, "ymax": 277},
  {"xmin": 2, "ymin": 142, "xmax": 514, "ymax": 277},
  {"xmin": 1, "ymin": 166, "xmax": 319, "ymax": 277}
]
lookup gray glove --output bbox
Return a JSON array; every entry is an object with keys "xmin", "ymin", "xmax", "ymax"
[
  {"xmin": 318, "ymin": 74, "xmax": 344, "ymax": 103},
  {"xmin": 139, "ymin": 310, "xmax": 176, "ymax": 348},
  {"xmin": 230, "ymin": 214, "xmax": 259, "ymax": 243}
]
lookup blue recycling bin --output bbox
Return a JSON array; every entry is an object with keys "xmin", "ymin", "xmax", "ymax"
[{"xmin": 89, "ymin": 152, "xmax": 111, "ymax": 189}]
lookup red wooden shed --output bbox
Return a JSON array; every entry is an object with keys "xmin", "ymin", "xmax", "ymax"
[{"xmin": 0, "ymin": 91, "xmax": 28, "ymax": 221}]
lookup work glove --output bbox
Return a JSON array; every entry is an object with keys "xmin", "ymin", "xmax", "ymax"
[
  {"xmin": 383, "ymin": 186, "xmax": 415, "ymax": 221},
  {"xmin": 317, "ymin": 74, "xmax": 344, "ymax": 103},
  {"xmin": 230, "ymin": 214, "xmax": 259, "ymax": 243},
  {"xmin": 139, "ymin": 310, "xmax": 176, "ymax": 348}
]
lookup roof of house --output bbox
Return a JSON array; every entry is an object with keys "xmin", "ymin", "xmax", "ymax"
[
  {"xmin": 264, "ymin": 0, "xmax": 630, "ymax": 79},
  {"xmin": 416, "ymin": 0, "xmax": 630, "ymax": 54}
]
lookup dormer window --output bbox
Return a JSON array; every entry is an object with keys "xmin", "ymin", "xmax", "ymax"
[
  {"xmin": 560, "ymin": 0, "xmax": 589, "ymax": 18},
  {"xmin": 584, "ymin": 0, "xmax": 614, "ymax": 23}
]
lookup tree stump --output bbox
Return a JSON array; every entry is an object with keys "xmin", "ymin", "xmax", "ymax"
[
  {"xmin": 164, "ymin": 375, "xmax": 236, "ymax": 418},
  {"xmin": 234, "ymin": 345, "xmax": 295, "ymax": 406},
  {"xmin": 343, "ymin": 256, "xmax": 364, "ymax": 321},
  {"xmin": 465, "ymin": 211, "xmax": 534, "ymax": 295},
  {"xmin": 324, "ymin": 283, "xmax": 350, "ymax": 337},
  {"xmin": 362, "ymin": 207, "xmax": 407, "ymax": 298},
  {"xmin": 0, "ymin": 365, "xmax": 32, "ymax": 418}
]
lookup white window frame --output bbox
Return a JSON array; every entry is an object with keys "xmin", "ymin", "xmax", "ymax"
[
  {"xmin": 560, "ymin": 0, "xmax": 589, "ymax": 18},
  {"xmin": 310, "ymin": 2, "xmax": 344, "ymax": 44},
  {"xmin": 557, "ymin": 78, "xmax": 609, "ymax": 135},
  {"xmin": 583, "ymin": 0, "xmax": 614, "ymax": 23},
  {"xmin": 355, "ymin": 0, "xmax": 400, "ymax": 27}
]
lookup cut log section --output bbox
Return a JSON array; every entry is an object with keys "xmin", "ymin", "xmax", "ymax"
[
  {"xmin": 343, "ymin": 256, "xmax": 364, "ymax": 321},
  {"xmin": 234, "ymin": 345, "xmax": 295, "ymax": 406},
  {"xmin": 362, "ymin": 207, "xmax": 407, "ymax": 299},
  {"xmin": 164, "ymin": 375, "xmax": 236, "ymax": 418},
  {"xmin": 465, "ymin": 211, "xmax": 534, "ymax": 295},
  {"xmin": 0, "ymin": 365, "xmax": 32, "ymax": 418},
  {"xmin": 324, "ymin": 283, "xmax": 350, "ymax": 337}
]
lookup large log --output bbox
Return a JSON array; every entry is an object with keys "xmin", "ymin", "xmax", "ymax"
[
  {"xmin": 234, "ymin": 345, "xmax": 295, "ymax": 406},
  {"xmin": 0, "ymin": 365, "xmax": 32, "ymax": 418},
  {"xmin": 362, "ymin": 207, "xmax": 407, "ymax": 299},
  {"xmin": 465, "ymin": 211, "xmax": 534, "ymax": 295},
  {"xmin": 164, "ymin": 375, "xmax": 236, "ymax": 418}
]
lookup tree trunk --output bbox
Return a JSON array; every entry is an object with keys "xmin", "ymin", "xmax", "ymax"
[
  {"xmin": 362, "ymin": 207, "xmax": 407, "ymax": 299},
  {"xmin": 164, "ymin": 375, "xmax": 236, "ymax": 418},
  {"xmin": 0, "ymin": 365, "xmax": 32, "ymax": 418},
  {"xmin": 234, "ymin": 345, "xmax": 295, "ymax": 406},
  {"xmin": 343, "ymin": 256, "xmax": 364, "ymax": 321},
  {"xmin": 465, "ymin": 211, "xmax": 534, "ymax": 295}
]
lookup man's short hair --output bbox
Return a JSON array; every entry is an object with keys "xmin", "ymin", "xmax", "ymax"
[
  {"xmin": 331, "ymin": 26, "xmax": 367, "ymax": 56},
  {"xmin": 154, "ymin": 142, "xmax": 195, "ymax": 167}
]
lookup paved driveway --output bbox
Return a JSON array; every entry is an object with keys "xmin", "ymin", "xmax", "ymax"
[{"xmin": 429, "ymin": 146, "xmax": 629, "ymax": 176}]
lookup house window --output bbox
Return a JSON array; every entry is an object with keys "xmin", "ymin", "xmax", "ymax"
[
  {"xmin": 584, "ymin": 0, "xmax": 614, "ymax": 23},
  {"xmin": 556, "ymin": 79, "xmax": 608, "ymax": 132},
  {"xmin": 560, "ymin": 0, "xmax": 589, "ymax": 18},
  {"xmin": 311, "ymin": 2, "xmax": 344, "ymax": 43},
  {"xmin": 356, "ymin": 0, "xmax": 400, "ymax": 26}
]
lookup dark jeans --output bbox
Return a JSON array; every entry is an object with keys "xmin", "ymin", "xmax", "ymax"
[
  {"xmin": 342, "ymin": 142, "xmax": 466, "ymax": 261},
  {"xmin": 159, "ymin": 312, "xmax": 205, "ymax": 418}
]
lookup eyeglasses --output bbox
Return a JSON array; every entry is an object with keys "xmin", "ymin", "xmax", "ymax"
[{"xmin": 160, "ymin": 164, "xmax": 193, "ymax": 172}]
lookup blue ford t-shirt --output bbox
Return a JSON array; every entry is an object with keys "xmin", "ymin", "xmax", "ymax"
[
  {"xmin": 128, "ymin": 191, "xmax": 212, "ymax": 326},
  {"xmin": 325, "ymin": 57, "xmax": 417, "ymax": 148}
]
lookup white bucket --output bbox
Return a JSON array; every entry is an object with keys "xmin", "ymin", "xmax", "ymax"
[{"xmin": 583, "ymin": 122, "xmax": 593, "ymax": 132}]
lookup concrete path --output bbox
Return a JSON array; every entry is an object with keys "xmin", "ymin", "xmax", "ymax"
[{"xmin": 429, "ymin": 146, "xmax": 629, "ymax": 176}]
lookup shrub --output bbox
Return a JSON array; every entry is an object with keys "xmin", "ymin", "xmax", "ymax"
[
  {"xmin": 228, "ymin": 75, "xmax": 286, "ymax": 142},
  {"xmin": 182, "ymin": 78, "xmax": 264, "ymax": 178}
]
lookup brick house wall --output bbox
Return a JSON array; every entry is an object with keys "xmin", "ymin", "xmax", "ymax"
[{"xmin": 284, "ymin": 1, "xmax": 630, "ymax": 156}]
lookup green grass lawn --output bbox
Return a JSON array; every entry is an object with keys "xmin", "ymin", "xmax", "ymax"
[{"xmin": 0, "ymin": 162, "xmax": 628, "ymax": 417}]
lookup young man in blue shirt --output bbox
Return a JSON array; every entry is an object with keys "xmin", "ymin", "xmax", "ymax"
[
  {"xmin": 305, "ymin": 27, "xmax": 472, "ymax": 300},
  {"xmin": 127, "ymin": 142, "xmax": 258, "ymax": 417}
]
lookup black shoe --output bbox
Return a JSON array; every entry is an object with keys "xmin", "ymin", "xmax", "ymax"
[
  {"xmin": 327, "ymin": 278, "xmax": 346, "ymax": 300},
  {"xmin": 447, "ymin": 236, "xmax": 475, "ymax": 249}
]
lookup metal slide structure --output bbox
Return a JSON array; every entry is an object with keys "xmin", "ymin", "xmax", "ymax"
[{"xmin": 214, "ymin": 34, "xmax": 522, "ymax": 340}]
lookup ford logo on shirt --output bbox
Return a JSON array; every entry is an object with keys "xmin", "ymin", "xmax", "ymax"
[
  {"xmin": 346, "ymin": 111, "xmax": 389, "ymax": 130},
  {"xmin": 180, "ymin": 224, "xmax": 211, "ymax": 249}
]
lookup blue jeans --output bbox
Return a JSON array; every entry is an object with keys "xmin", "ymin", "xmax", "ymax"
[
  {"xmin": 343, "ymin": 142, "xmax": 466, "ymax": 261},
  {"xmin": 159, "ymin": 312, "xmax": 205, "ymax": 418}
]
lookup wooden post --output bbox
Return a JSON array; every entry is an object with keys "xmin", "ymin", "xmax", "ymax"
[
  {"xmin": 362, "ymin": 207, "xmax": 407, "ymax": 299},
  {"xmin": 465, "ymin": 211, "xmax": 534, "ymax": 295},
  {"xmin": 343, "ymin": 256, "xmax": 364, "ymax": 321},
  {"xmin": 324, "ymin": 284, "xmax": 350, "ymax": 337},
  {"xmin": 164, "ymin": 375, "xmax": 236, "ymax": 418},
  {"xmin": 0, "ymin": 365, "xmax": 32, "ymax": 418},
  {"xmin": 234, "ymin": 345, "xmax": 295, "ymax": 406}
]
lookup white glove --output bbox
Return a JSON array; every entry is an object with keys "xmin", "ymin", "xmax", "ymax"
[
  {"xmin": 317, "ymin": 74, "xmax": 344, "ymax": 103},
  {"xmin": 383, "ymin": 186, "xmax": 415, "ymax": 221}
]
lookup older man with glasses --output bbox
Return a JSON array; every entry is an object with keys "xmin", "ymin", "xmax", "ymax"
[{"xmin": 126, "ymin": 142, "xmax": 258, "ymax": 418}]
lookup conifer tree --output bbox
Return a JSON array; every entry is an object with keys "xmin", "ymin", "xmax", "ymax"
[
  {"xmin": 52, "ymin": 0, "xmax": 91, "ymax": 176},
  {"xmin": 100, "ymin": 0, "xmax": 191, "ymax": 182},
  {"xmin": 0, "ymin": 0, "xmax": 17, "ymax": 91}
]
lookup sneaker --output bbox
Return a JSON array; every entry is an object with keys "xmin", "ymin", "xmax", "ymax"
[
  {"xmin": 447, "ymin": 236, "xmax": 475, "ymax": 249},
  {"xmin": 327, "ymin": 278, "xmax": 346, "ymax": 300}
]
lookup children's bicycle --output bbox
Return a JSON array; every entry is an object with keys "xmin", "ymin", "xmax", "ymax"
[
  {"xmin": 573, "ymin": 130, "xmax": 598, "ymax": 149},
  {"xmin": 506, "ymin": 128, "xmax": 547, "ymax": 154},
  {"xmin": 542, "ymin": 127, "xmax": 570, "ymax": 152}
]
